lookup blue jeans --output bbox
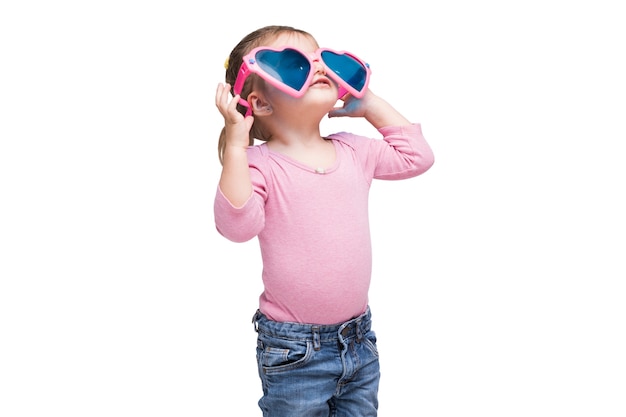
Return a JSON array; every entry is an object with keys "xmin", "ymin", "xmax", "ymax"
[{"xmin": 252, "ymin": 307, "xmax": 380, "ymax": 417}]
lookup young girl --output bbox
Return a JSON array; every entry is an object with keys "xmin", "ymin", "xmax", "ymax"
[{"xmin": 214, "ymin": 25, "xmax": 434, "ymax": 416}]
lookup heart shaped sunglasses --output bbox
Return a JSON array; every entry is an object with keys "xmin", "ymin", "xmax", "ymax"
[{"xmin": 233, "ymin": 46, "xmax": 371, "ymax": 116}]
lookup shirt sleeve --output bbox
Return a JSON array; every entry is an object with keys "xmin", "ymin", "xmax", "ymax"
[
  {"xmin": 332, "ymin": 123, "xmax": 434, "ymax": 181},
  {"xmin": 213, "ymin": 151, "xmax": 268, "ymax": 243},
  {"xmin": 373, "ymin": 123, "xmax": 435, "ymax": 179}
]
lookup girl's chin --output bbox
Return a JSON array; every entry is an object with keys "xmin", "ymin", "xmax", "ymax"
[{"xmin": 286, "ymin": 95, "xmax": 337, "ymax": 110}]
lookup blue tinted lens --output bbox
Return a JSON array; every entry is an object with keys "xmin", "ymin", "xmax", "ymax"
[
  {"xmin": 255, "ymin": 49, "xmax": 311, "ymax": 91},
  {"xmin": 321, "ymin": 51, "xmax": 367, "ymax": 92}
]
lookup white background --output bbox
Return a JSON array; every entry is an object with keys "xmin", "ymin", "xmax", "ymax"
[{"xmin": 1, "ymin": 1, "xmax": 625, "ymax": 416}]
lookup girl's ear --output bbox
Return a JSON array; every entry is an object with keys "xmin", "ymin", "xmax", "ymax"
[{"xmin": 247, "ymin": 92, "xmax": 273, "ymax": 116}]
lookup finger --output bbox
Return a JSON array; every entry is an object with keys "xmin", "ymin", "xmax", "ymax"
[
  {"xmin": 216, "ymin": 84, "xmax": 236, "ymax": 115},
  {"xmin": 244, "ymin": 114, "xmax": 255, "ymax": 130},
  {"xmin": 214, "ymin": 83, "xmax": 221, "ymax": 107},
  {"xmin": 228, "ymin": 94, "xmax": 241, "ymax": 114},
  {"xmin": 328, "ymin": 107, "xmax": 348, "ymax": 118},
  {"xmin": 215, "ymin": 83, "xmax": 229, "ymax": 108}
]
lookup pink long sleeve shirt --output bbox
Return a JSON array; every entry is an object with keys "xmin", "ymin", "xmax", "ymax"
[{"xmin": 214, "ymin": 124, "xmax": 434, "ymax": 325}]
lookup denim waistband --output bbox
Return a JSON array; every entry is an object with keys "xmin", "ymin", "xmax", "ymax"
[{"xmin": 252, "ymin": 307, "xmax": 372, "ymax": 344}]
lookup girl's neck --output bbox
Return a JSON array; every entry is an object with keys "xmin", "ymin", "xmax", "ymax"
[
  {"xmin": 266, "ymin": 130, "xmax": 325, "ymax": 151},
  {"xmin": 265, "ymin": 114, "xmax": 325, "ymax": 148},
  {"xmin": 266, "ymin": 133, "xmax": 335, "ymax": 172}
]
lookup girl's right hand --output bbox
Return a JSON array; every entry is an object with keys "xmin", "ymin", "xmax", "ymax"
[{"xmin": 215, "ymin": 83, "xmax": 254, "ymax": 148}]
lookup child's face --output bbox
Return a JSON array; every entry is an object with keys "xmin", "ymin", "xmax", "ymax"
[{"xmin": 259, "ymin": 33, "xmax": 339, "ymax": 115}]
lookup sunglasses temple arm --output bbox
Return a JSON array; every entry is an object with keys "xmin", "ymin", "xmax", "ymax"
[
  {"xmin": 337, "ymin": 86, "xmax": 348, "ymax": 99},
  {"xmin": 238, "ymin": 97, "xmax": 253, "ymax": 117}
]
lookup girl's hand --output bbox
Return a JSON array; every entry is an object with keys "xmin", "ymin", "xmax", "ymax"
[
  {"xmin": 327, "ymin": 90, "xmax": 369, "ymax": 119},
  {"xmin": 215, "ymin": 83, "xmax": 254, "ymax": 148},
  {"xmin": 328, "ymin": 89, "xmax": 411, "ymax": 129}
]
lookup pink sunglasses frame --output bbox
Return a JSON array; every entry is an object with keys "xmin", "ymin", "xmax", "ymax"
[{"xmin": 232, "ymin": 46, "xmax": 371, "ymax": 116}]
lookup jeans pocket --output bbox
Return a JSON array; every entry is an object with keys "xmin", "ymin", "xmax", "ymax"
[
  {"xmin": 257, "ymin": 335, "xmax": 312, "ymax": 374},
  {"xmin": 362, "ymin": 330, "xmax": 379, "ymax": 357}
]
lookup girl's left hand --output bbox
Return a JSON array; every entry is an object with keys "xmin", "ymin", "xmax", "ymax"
[
  {"xmin": 329, "ymin": 89, "xmax": 412, "ymax": 129},
  {"xmin": 327, "ymin": 90, "xmax": 370, "ymax": 118}
]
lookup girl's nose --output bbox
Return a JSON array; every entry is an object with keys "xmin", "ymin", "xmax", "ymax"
[{"xmin": 312, "ymin": 59, "xmax": 326, "ymax": 74}]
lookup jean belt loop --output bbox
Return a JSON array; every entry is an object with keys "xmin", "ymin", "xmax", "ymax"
[
  {"xmin": 252, "ymin": 310, "xmax": 260, "ymax": 332},
  {"xmin": 312, "ymin": 326, "xmax": 321, "ymax": 351},
  {"xmin": 356, "ymin": 318, "xmax": 363, "ymax": 342}
]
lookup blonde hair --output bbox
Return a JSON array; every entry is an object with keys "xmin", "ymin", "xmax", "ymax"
[{"xmin": 217, "ymin": 25, "xmax": 314, "ymax": 164}]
